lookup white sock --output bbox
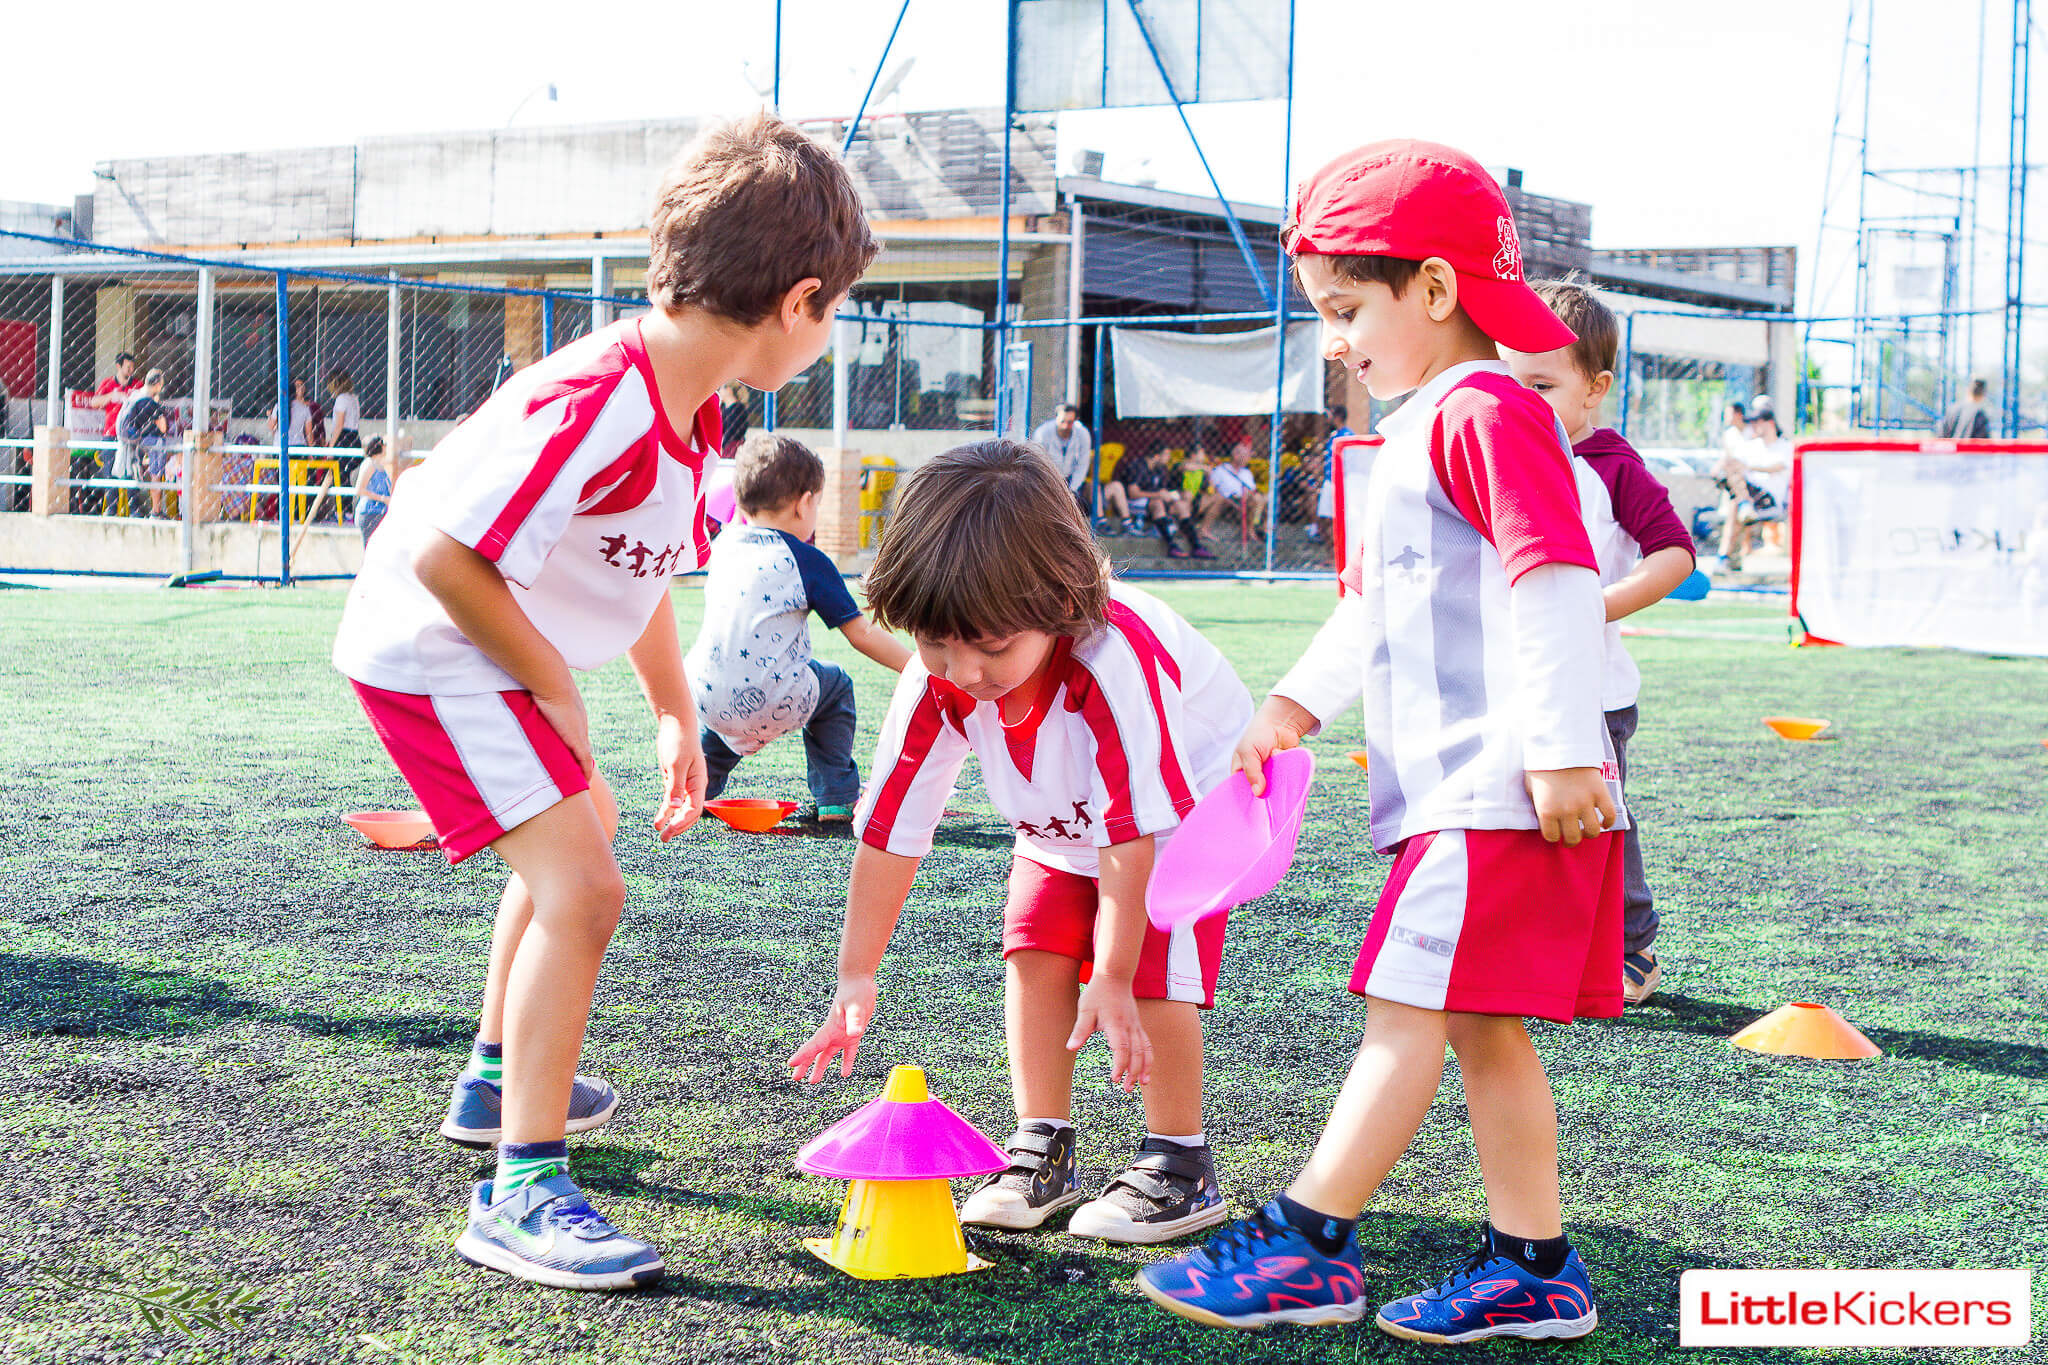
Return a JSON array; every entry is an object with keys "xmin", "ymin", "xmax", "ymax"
[
  {"xmin": 1148, "ymin": 1130, "xmax": 1205, "ymax": 1147},
  {"xmin": 1019, "ymin": 1116, "xmax": 1073, "ymax": 1131}
]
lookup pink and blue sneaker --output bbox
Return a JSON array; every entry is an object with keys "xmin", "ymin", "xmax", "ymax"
[
  {"xmin": 1135, "ymin": 1200, "xmax": 1367, "ymax": 1329},
  {"xmin": 1375, "ymin": 1231, "xmax": 1598, "ymax": 1343}
]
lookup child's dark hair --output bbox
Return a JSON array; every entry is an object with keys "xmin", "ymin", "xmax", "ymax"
[
  {"xmin": 648, "ymin": 111, "xmax": 880, "ymax": 323},
  {"xmin": 1280, "ymin": 223, "xmax": 1426, "ymax": 299},
  {"xmin": 1531, "ymin": 277, "xmax": 1618, "ymax": 377},
  {"xmin": 364, "ymin": 435, "xmax": 386, "ymax": 459},
  {"xmin": 732, "ymin": 432, "xmax": 825, "ymax": 515},
  {"xmin": 863, "ymin": 439, "xmax": 1109, "ymax": 642}
]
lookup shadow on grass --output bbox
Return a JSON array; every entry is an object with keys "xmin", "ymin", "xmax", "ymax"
[
  {"xmin": 1612, "ymin": 992, "xmax": 2048, "ymax": 1080},
  {"xmin": 0, "ymin": 952, "xmax": 473, "ymax": 1049},
  {"xmin": 646, "ymin": 1216, "xmax": 1922, "ymax": 1365}
]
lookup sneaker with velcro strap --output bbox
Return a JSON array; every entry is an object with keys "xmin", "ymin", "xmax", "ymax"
[
  {"xmin": 1621, "ymin": 950, "xmax": 1662, "ymax": 1006},
  {"xmin": 1067, "ymin": 1136, "xmax": 1228, "ymax": 1244},
  {"xmin": 959, "ymin": 1121, "xmax": 1084, "ymax": 1230},
  {"xmin": 454, "ymin": 1172, "xmax": 663, "ymax": 1291}
]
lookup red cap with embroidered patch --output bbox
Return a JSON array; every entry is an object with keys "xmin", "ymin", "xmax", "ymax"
[{"xmin": 1286, "ymin": 139, "xmax": 1576, "ymax": 354}]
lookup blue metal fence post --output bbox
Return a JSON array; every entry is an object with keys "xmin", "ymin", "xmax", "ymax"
[
  {"xmin": 1617, "ymin": 311, "xmax": 1636, "ymax": 438},
  {"xmin": 995, "ymin": 0, "xmax": 1019, "ymax": 435},
  {"xmin": 274, "ymin": 272, "xmax": 293, "ymax": 586},
  {"xmin": 541, "ymin": 296, "xmax": 555, "ymax": 356},
  {"xmin": 1263, "ymin": 0, "xmax": 1298, "ymax": 574},
  {"xmin": 1091, "ymin": 322, "xmax": 1106, "ymax": 493}
]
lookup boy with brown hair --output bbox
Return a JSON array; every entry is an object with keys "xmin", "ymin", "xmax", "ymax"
[
  {"xmin": 1502, "ymin": 280, "xmax": 1696, "ymax": 1006},
  {"xmin": 685, "ymin": 432, "xmax": 910, "ymax": 819},
  {"xmin": 788, "ymin": 439, "xmax": 1253, "ymax": 1245},
  {"xmin": 1139, "ymin": 141, "xmax": 1624, "ymax": 1340},
  {"xmin": 332, "ymin": 111, "xmax": 877, "ymax": 1290}
]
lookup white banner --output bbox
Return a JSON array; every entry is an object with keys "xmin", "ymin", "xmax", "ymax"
[
  {"xmin": 1110, "ymin": 322, "xmax": 1323, "ymax": 417},
  {"xmin": 1794, "ymin": 441, "xmax": 2048, "ymax": 656}
]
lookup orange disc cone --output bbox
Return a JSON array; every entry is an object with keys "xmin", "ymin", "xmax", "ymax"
[
  {"xmin": 1730, "ymin": 1002, "xmax": 1881, "ymax": 1059},
  {"xmin": 1762, "ymin": 716, "xmax": 1831, "ymax": 741},
  {"xmin": 1347, "ymin": 751, "xmax": 1370, "ymax": 771}
]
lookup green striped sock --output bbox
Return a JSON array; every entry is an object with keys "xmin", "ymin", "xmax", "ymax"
[
  {"xmin": 495, "ymin": 1140, "xmax": 568, "ymax": 1195},
  {"xmin": 466, "ymin": 1039, "xmax": 502, "ymax": 1084}
]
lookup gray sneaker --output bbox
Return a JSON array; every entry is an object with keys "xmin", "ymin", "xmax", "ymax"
[
  {"xmin": 959, "ymin": 1121, "xmax": 1084, "ymax": 1230},
  {"xmin": 454, "ymin": 1173, "xmax": 663, "ymax": 1291},
  {"xmin": 1068, "ymin": 1137, "xmax": 1229, "ymax": 1244},
  {"xmin": 439, "ymin": 1073, "xmax": 620, "ymax": 1147}
]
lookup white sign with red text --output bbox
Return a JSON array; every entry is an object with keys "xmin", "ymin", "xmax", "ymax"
[{"xmin": 1680, "ymin": 1269, "xmax": 2031, "ymax": 1348}]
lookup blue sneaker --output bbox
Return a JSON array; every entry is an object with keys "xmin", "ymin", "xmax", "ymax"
[
  {"xmin": 454, "ymin": 1173, "xmax": 663, "ymax": 1291},
  {"xmin": 1376, "ymin": 1238, "xmax": 1598, "ymax": 1343},
  {"xmin": 1136, "ymin": 1200, "xmax": 1367, "ymax": 1330},
  {"xmin": 439, "ymin": 1073, "xmax": 620, "ymax": 1147}
]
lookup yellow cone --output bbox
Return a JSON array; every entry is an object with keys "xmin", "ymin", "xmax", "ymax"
[{"xmin": 801, "ymin": 1177, "xmax": 992, "ymax": 1279}]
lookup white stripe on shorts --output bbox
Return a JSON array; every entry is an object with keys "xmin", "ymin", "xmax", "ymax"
[
  {"xmin": 1362, "ymin": 829, "xmax": 1469, "ymax": 1010},
  {"xmin": 1162, "ymin": 917, "xmax": 1206, "ymax": 1005},
  {"xmin": 429, "ymin": 692, "xmax": 566, "ymax": 834}
]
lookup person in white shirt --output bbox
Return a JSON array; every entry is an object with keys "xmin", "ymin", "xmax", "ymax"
[
  {"xmin": 1031, "ymin": 403, "xmax": 1094, "ymax": 514},
  {"xmin": 1200, "ymin": 440, "xmax": 1268, "ymax": 539},
  {"xmin": 789, "ymin": 438, "xmax": 1253, "ymax": 1247}
]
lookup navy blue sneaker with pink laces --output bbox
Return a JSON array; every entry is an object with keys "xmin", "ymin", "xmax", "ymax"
[
  {"xmin": 1136, "ymin": 1200, "xmax": 1367, "ymax": 1330},
  {"xmin": 1376, "ymin": 1236, "xmax": 1598, "ymax": 1343}
]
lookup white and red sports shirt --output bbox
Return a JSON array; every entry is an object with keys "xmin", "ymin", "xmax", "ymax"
[
  {"xmin": 333, "ymin": 319, "xmax": 719, "ymax": 695},
  {"xmin": 1275, "ymin": 361, "xmax": 1622, "ymax": 850},
  {"xmin": 855, "ymin": 584, "xmax": 1253, "ymax": 877}
]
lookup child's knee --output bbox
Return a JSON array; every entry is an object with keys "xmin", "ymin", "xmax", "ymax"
[{"xmin": 538, "ymin": 866, "xmax": 626, "ymax": 942}]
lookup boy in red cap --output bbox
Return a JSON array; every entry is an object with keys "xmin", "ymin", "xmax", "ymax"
[{"xmin": 1138, "ymin": 141, "xmax": 1625, "ymax": 1342}]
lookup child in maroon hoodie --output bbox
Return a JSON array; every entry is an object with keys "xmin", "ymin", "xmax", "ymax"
[{"xmin": 1504, "ymin": 280, "xmax": 1695, "ymax": 1006}]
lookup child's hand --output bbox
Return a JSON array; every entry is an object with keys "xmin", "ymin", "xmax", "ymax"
[
  {"xmin": 1231, "ymin": 697, "xmax": 1316, "ymax": 795},
  {"xmin": 1067, "ymin": 978, "xmax": 1152, "ymax": 1093},
  {"xmin": 534, "ymin": 687, "xmax": 595, "ymax": 779},
  {"xmin": 1525, "ymin": 767, "xmax": 1616, "ymax": 846},
  {"xmin": 788, "ymin": 976, "xmax": 877, "ymax": 1084},
  {"xmin": 653, "ymin": 714, "xmax": 704, "ymax": 841}
]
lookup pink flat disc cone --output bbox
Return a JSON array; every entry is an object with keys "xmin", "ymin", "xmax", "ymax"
[
  {"xmin": 796, "ymin": 1088, "xmax": 1006, "ymax": 1181},
  {"xmin": 1146, "ymin": 748, "xmax": 1315, "ymax": 932}
]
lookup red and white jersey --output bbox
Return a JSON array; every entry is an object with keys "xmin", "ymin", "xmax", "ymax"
[
  {"xmin": 333, "ymin": 319, "xmax": 719, "ymax": 695},
  {"xmin": 1275, "ymin": 361, "xmax": 1620, "ymax": 850},
  {"xmin": 1571, "ymin": 457, "xmax": 1642, "ymax": 711},
  {"xmin": 855, "ymin": 584, "xmax": 1253, "ymax": 877}
]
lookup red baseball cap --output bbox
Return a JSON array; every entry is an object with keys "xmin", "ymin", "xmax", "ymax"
[{"xmin": 1286, "ymin": 139, "xmax": 1576, "ymax": 354}]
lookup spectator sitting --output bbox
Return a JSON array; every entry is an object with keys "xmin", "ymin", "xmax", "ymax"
[
  {"xmin": 1935, "ymin": 378, "xmax": 1993, "ymax": 439},
  {"xmin": 115, "ymin": 369, "xmax": 173, "ymax": 518},
  {"xmin": 1203, "ymin": 440, "xmax": 1268, "ymax": 540},
  {"xmin": 1745, "ymin": 401, "xmax": 1792, "ymax": 550},
  {"xmin": 1099, "ymin": 442, "xmax": 1181, "ymax": 534},
  {"xmin": 1312, "ymin": 404, "xmax": 1352, "ymax": 542}
]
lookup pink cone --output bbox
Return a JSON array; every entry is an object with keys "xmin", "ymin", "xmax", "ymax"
[{"xmin": 1147, "ymin": 747, "xmax": 1316, "ymax": 931}]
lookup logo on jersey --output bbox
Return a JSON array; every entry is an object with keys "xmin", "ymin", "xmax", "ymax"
[
  {"xmin": 1015, "ymin": 800, "xmax": 1094, "ymax": 841},
  {"xmin": 1391, "ymin": 925, "xmax": 1455, "ymax": 958},
  {"xmin": 598, "ymin": 534, "xmax": 688, "ymax": 578}
]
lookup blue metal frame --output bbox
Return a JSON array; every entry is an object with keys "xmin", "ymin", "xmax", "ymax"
[
  {"xmin": 1120, "ymin": 0, "xmax": 1273, "ymax": 310},
  {"xmin": 274, "ymin": 273, "xmax": 293, "ymax": 587},
  {"xmin": 1261, "ymin": 0, "xmax": 1297, "ymax": 571},
  {"xmin": 996, "ymin": 0, "xmax": 1020, "ymax": 435},
  {"xmin": 541, "ymin": 296, "xmax": 555, "ymax": 355},
  {"xmin": 842, "ymin": 0, "xmax": 914, "ymax": 158},
  {"xmin": 2005, "ymin": 0, "xmax": 2032, "ymax": 435}
]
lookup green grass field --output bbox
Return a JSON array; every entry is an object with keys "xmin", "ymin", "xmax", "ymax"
[{"xmin": 1, "ymin": 581, "xmax": 2043, "ymax": 1364}]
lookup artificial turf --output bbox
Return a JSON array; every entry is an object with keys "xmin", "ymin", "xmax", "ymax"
[{"xmin": 0, "ymin": 581, "xmax": 2042, "ymax": 1364}]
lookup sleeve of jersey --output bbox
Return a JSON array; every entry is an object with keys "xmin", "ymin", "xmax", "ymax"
[
  {"xmin": 431, "ymin": 372, "xmax": 638, "ymax": 590},
  {"xmin": 1509, "ymin": 562, "xmax": 1607, "ymax": 770},
  {"xmin": 1605, "ymin": 459, "xmax": 1695, "ymax": 561},
  {"xmin": 855, "ymin": 663, "xmax": 970, "ymax": 858},
  {"xmin": 1270, "ymin": 589, "xmax": 1370, "ymax": 734},
  {"xmin": 791, "ymin": 539, "xmax": 862, "ymax": 629},
  {"xmin": 1072, "ymin": 637, "xmax": 1201, "ymax": 846},
  {"xmin": 1432, "ymin": 392, "xmax": 1599, "ymax": 583}
]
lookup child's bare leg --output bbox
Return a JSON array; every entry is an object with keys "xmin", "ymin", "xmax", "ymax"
[
  {"xmin": 488, "ymin": 790, "xmax": 624, "ymax": 1145},
  {"xmin": 1135, "ymin": 998, "xmax": 1203, "ymax": 1134},
  {"xmin": 1286, "ymin": 996, "xmax": 1447, "ymax": 1215},
  {"xmin": 1006, "ymin": 949, "xmax": 1082, "ymax": 1120},
  {"xmin": 477, "ymin": 775, "xmax": 617, "ymax": 1044},
  {"xmin": 1446, "ymin": 1013, "xmax": 1562, "ymax": 1239}
]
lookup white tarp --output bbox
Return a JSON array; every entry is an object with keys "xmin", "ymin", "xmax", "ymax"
[
  {"xmin": 1110, "ymin": 322, "xmax": 1323, "ymax": 417},
  {"xmin": 1794, "ymin": 442, "xmax": 2048, "ymax": 656}
]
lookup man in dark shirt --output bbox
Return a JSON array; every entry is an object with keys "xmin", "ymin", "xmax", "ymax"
[
  {"xmin": 1935, "ymin": 378, "xmax": 1992, "ymax": 439},
  {"xmin": 116, "ymin": 369, "xmax": 173, "ymax": 517}
]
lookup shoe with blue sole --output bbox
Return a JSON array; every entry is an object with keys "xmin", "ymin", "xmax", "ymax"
[
  {"xmin": 1376, "ymin": 1236, "xmax": 1598, "ymax": 1343},
  {"xmin": 1136, "ymin": 1199, "xmax": 1367, "ymax": 1329},
  {"xmin": 439, "ymin": 1073, "xmax": 620, "ymax": 1147},
  {"xmin": 454, "ymin": 1173, "xmax": 663, "ymax": 1291}
]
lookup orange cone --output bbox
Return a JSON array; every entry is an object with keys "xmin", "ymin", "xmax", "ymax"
[
  {"xmin": 1347, "ymin": 751, "xmax": 1370, "ymax": 771},
  {"xmin": 1762, "ymin": 716, "xmax": 1831, "ymax": 741},
  {"xmin": 1730, "ymin": 1002, "xmax": 1881, "ymax": 1059}
]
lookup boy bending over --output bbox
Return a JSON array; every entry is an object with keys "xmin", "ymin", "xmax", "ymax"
[
  {"xmin": 687, "ymin": 433, "xmax": 910, "ymax": 819},
  {"xmin": 789, "ymin": 440, "xmax": 1253, "ymax": 1244},
  {"xmin": 332, "ymin": 113, "xmax": 876, "ymax": 1290}
]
